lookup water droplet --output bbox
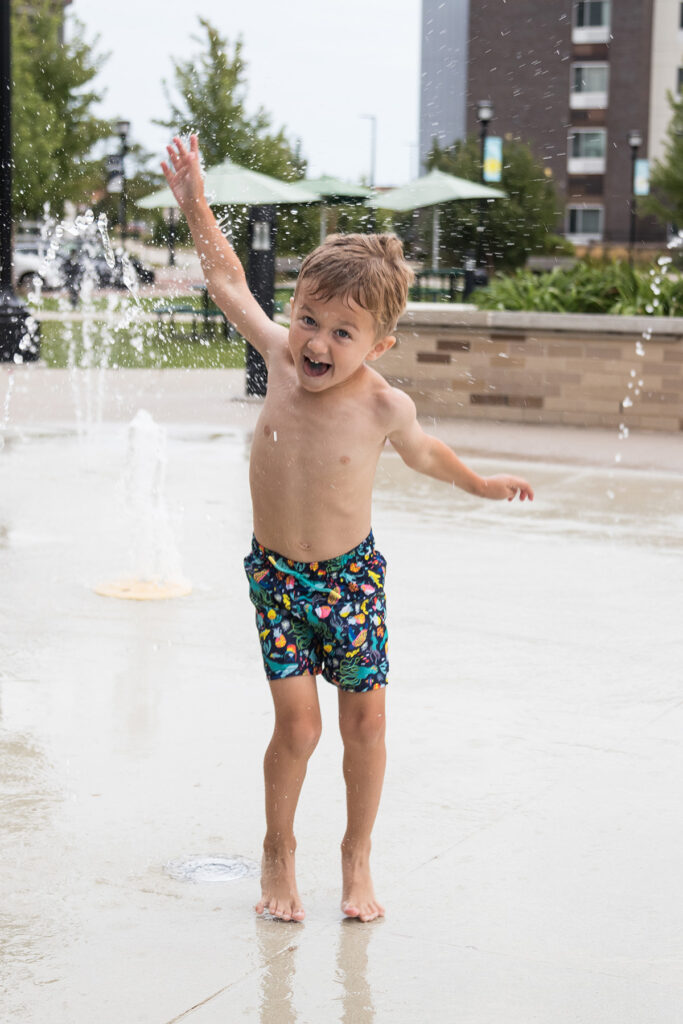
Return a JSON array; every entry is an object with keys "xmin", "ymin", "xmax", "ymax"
[{"xmin": 622, "ymin": 396, "xmax": 633, "ymax": 409}]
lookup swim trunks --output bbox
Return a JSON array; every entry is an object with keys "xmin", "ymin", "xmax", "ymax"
[{"xmin": 243, "ymin": 532, "xmax": 388, "ymax": 692}]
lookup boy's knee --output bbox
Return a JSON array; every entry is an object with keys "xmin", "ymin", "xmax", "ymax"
[
  {"xmin": 339, "ymin": 708, "xmax": 386, "ymax": 747},
  {"xmin": 276, "ymin": 712, "xmax": 322, "ymax": 757}
]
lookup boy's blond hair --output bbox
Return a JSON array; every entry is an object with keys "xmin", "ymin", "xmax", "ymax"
[{"xmin": 294, "ymin": 233, "xmax": 414, "ymax": 338}]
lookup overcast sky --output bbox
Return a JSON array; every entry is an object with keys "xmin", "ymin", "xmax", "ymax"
[{"xmin": 71, "ymin": 0, "xmax": 422, "ymax": 187}]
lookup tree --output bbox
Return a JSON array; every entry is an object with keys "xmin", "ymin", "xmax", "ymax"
[
  {"xmin": 641, "ymin": 91, "xmax": 683, "ymax": 231},
  {"xmin": 11, "ymin": 1, "xmax": 113, "ymax": 220},
  {"xmin": 156, "ymin": 18, "xmax": 317, "ymax": 257},
  {"xmin": 423, "ymin": 137, "xmax": 567, "ymax": 269},
  {"xmin": 156, "ymin": 18, "xmax": 305, "ymax": 180}
]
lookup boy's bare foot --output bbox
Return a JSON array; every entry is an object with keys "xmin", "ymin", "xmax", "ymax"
[
  {"xmin": 255, "ymin": 839, "xmax": 305, "ymax": 922},
  {"xmin": 341, "ymin": 843, "xmax": 385, "ymax": 923}
]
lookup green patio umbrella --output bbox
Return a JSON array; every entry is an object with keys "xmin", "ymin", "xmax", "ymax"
[
  {"xmin": 137, "ymin": 161, "xmax": 321, "ymax": 209},
  {"xmin": 289, "ymin": 176, "xmax": 374, "ymax": 242},
  {"xmin": 367, "ymin": 168, "xmax": 506, "ymax": 268},
  {"xmin": 136, "ymin": 164, "xmax": 321, "ymax": 267}
]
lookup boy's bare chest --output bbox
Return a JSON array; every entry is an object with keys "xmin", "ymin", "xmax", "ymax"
[{"xmin": 251, "ymin": 381, "xmax": 384, "ymax": 481}]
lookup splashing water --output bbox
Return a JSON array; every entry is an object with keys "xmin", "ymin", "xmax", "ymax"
[
  {"xmin": 94, "ymin": 411, "xmax": 191, "ymax": 600},
  {"xmin": 0, "ymin": 370, "xmax": 15, "ymax": 450},
  {"xmin": 165, "ymin": 855, "xmax": 259, "ymax": 883}
]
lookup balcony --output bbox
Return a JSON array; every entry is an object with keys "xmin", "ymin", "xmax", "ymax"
[
  {"xmin": 572, "ymin": 25, "xmax": 611, "ymax": 44},
  {"xmin": 567, "ymin": 156, "xmax": 606, "ymax": 175},
  {"xmin": 570, "ymin": 90, "xmax": 608, "ymax": 109}
]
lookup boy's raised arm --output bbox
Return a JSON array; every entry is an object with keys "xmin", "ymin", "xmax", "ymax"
[{"xmin": 161, "ymin": 135, "xmax": 285, "ymax": 360}]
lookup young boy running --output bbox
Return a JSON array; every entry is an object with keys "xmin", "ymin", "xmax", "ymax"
[{"xmin": 162, "ymin": 135, "xmax": 533, "ymax": 924}]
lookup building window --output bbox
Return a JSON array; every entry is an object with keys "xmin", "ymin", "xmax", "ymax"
[
  {"xmin": 566, "ymin": 205, "xmax": 604, "ymax": 241},
  {"xmin": 570, "ymin": 63, "xmax": 609, "ymax": 108},
  {"xmin": 573, "ymin": 1, "xmax": 610, "ymax": 42},
  {"xmin": 571, "ymin": 130, "xmax": 606, "ymax": 159},
  {"xmin": 568, "ymin": 130, "xmax": 606, "ymax": 175},
  {"xmin": 575, "ymin": 1, "xmax": 610, "ymax": 28},
  {"xmin": 680, "ymin": 2, "xmax": 683, "ymax": 29},
  {"xmin": 678, "ymin": 67, "xmax": 683, "ymax": 92}
]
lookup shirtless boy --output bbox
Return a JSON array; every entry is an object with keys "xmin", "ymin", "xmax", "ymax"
[{"xmin": 162, "ymin": 135, "xmax": 533, "ymax": 924}]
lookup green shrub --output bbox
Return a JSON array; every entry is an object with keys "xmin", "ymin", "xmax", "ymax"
[{"xmin": 474, "ymin": 259, "xmax": 683, "ymax": 315}]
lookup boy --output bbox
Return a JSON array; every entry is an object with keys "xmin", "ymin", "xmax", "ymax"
[{"xmin": 162, "ymin": 135, "xmax": 533, "ymax": 924}]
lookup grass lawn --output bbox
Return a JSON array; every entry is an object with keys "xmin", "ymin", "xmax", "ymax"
[{"xmin": 37, "ymin": 319, "xmax": 246, "ymax": 370}]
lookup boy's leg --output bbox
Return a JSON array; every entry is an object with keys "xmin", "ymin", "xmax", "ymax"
[
  {"xmin": 338, "ymin": 686, "xmax": 387, "ymax": 922},
  {"xmin": 257, "ymin": 673, "xmax": 322, "ymax": 922}
]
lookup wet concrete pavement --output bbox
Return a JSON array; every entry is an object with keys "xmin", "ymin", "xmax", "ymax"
[{"xmin": 2, "ymin": 368, "xmax": 683, "ymax": 1023}]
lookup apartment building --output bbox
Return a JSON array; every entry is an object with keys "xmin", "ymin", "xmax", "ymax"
[{"xmin": 420, "ymin": 0, "xmax": 682, "ymax": 244}]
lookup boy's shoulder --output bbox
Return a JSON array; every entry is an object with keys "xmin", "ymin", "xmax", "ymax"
[{"xmin": 363, "ymin": 367, "xmax": 417, "ymax": 435}]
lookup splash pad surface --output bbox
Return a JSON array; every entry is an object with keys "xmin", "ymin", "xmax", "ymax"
[{"xmin": 1, "ymin": 368, "xmax": 683, "ymax": 1023}]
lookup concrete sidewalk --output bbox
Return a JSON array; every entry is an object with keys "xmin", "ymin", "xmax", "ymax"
[{"xmin": 2, "ymin": 368, "xmax": 683, "ymax": 1023}]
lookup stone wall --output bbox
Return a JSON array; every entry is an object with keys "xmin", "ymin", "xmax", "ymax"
[{"xmin": 383, "ymin": 305, "xmax": 683, "ymax": 431}]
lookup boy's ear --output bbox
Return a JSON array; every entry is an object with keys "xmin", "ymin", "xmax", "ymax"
[{"xmin": 366, "ymin": 335, "xmax": 395, "ymax": 362}]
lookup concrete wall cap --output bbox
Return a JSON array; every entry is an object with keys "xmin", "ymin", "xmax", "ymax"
[{"xmin": 399, "ymin": 303, "xmax": 683, "ymax": 339}]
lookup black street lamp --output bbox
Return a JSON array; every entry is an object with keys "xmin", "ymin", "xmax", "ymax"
[
  {"xmin": 115, "ymin": 119, "xmax": 130, "ymax": 240},
  {"xmin": 0, "ymin": 0, "xmax": 39, "ymax": 362},
  {"xmin": 628, "ymin": 129, "xmax": 642, "ymax": 267},
  {"xmin": 245, "ymin": 205, "xmax": 276, "ymax": 396},
  {"xmin": 476, "ymin": 99, "xmax": 493, "ymax": 268}
]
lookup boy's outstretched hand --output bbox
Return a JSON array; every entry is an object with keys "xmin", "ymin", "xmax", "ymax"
[
  {"xmin": 161, "ymin": 135, "xmax": 205, "ymax": 214},
  {"xmin": 481, "ymin": 475, "xmax": 534, "ymax": 501}
]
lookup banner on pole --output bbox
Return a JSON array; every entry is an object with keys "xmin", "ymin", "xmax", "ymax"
[
  {"xmin": 483, "ymin": 136, "xmax": 503, "ymax": 183},
  {"xmin": 634, "ymin": 159, "xmax": 650, "ymax": 197}
]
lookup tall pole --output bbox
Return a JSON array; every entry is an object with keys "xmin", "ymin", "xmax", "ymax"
[
  {"xmin": 245, "ymin": 204, "xmax": 275, "ymax": 397},
  {"xmin": 628, "ymin": 130, "xmax": 642, "ymax": 268},
  {"xmin": 476, "ymin": 100, "xmax": 493, "ymax": 269},
  {"xmin": 361, "ymin": 115, "xmax": 377, "ymax": 233},
  {"xmin": 0, "ymin": 0, "xmax": 38, "ymax": 362},
  {"xmin": 115, "ymin": 120, "xmax": 130, "ymax": 241}
]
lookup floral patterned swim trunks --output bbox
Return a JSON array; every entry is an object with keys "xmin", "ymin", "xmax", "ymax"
[{"xmin": 243, "ymin": 532, "xmax": 388, "ymax": 692}]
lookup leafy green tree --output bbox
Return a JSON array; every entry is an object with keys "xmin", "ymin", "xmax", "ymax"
[
  {"xmin": 420, "ymin": 137, "xmax": 567, "ymax": 269},
  {"xmin": 11, "ymin": 1, "xmax": 113, "ymax": 220},
  {"xmin": 156, "ymin": 18, "xmax": 317, "ymax": 257},
  {"xmin": 156, "ymin": 18, "xmax": 304, "ymax": 180},
  {"xmin": 641, "ymin": 91, "xmax": 683, "ymax": 231}
]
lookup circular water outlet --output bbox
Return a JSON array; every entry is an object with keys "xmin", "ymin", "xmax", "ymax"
[{"xmin": 165, "ymin": 854, "xmax": 259, "ymax": 883}]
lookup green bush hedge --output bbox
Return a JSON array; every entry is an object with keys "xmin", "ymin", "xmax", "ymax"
[{"xmin": 474, "ymin": 259, "xmax": 683, "ymax": 315}]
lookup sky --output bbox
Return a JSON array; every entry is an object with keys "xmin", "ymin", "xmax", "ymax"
[{"xmin": 70, "ymin": 0, "xmax": 422, "ymax": 187}]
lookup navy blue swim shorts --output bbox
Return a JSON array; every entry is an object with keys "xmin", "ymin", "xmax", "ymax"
[{"xmin": 243, "ymin": 532, "xmax": 388, "ymax": 692}]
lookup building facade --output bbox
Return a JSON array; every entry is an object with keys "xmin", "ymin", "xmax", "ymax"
[{"xmin": 419, "ymin": 0, "xmax": 682, "ymax": 245}]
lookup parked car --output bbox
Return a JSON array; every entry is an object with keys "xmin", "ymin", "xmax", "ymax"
[
  {"xmin": 10, "ymin": 247, "xmax": 64, "ymax": 292},
  {"xmin": 55, "ymin": 243, "xmax": 155, "ymax": 289},
  {"xmin": 5, "ymin": 239, "xmax": 156, "ymax": 294}
]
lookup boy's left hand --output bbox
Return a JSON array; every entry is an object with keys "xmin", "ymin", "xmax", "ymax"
[{"xmin": 481, "ymin": 474, "xmax": 534, "ymax": 501}]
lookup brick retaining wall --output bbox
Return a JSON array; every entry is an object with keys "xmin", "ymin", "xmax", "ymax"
[{"xmin": 384, "ymin": 305, "xmax": 683, "ymax": 431}]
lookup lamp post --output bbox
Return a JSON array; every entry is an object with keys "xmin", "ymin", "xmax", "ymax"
[
  {"xmin": 0, "ymin": 0, "xmax": 38, "ymax": 362},
  {"xmin": 165, "ymin": 206, "xmax": 176, "ymax": 267},
  {"xmin": 245, "ymin": 205, "xmax": 276, "ymax": 396},
  {"xmin": 361, "ymin": 114, "xmax": 377, "ymax": 232},
  {"xmin": 115, "ymin": 119, "xmax": 130, "ymax": 240},
  {"xmin": 476, "ymin": 99, "xmax": 493, "ymax": 268},
  {"xmin": 627, "ymin": 129, "xmax": 642, "ymax": 267}
]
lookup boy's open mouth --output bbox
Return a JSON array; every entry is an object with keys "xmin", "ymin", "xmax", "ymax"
[{"xmin": 303, "ymin": 355, "xmax": 331, "ymax": 377}]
